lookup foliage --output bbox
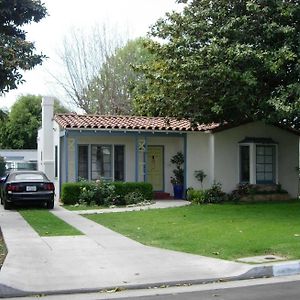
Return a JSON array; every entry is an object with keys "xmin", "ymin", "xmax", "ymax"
[
  {"xmin": 0, "ymin": 94, "xmax": 69, "ymax": 149},
  {"xmin": 170, "ymin": 152, "xmax": 184, "ymax": 185},
  {"xmin": 79, "ymin": 180, "xmax": 119, "ymax": 206},
  {"xmin": 19, "ymin": 209, "xmax": 82, "ymax": 236},
  {"xmin": 61, "ymin": 181, "xmax": 153, "ymax": 205},
  {"xmin": 187, "ymin": 182, "xmax": 226, "ymax": 204},
  {"xmin": 61, "ymin": 182, "xmax": 90, "ymax": 205},
  {"xmin": 230, "ymin": 183, "xmax": 288, "ymax": 202},
  {"xmin": 124, "ymin": 191, "xmax": 145, "ymax": 205},
  {"xmin": 0, "ymin": 156, "xmax": 6, "ymax": 176},
  {"xmin": 86, "ymin": 201, "xmax": 300, "ymax": 260},
  {"xmin": 187, "ymin": 188, "xmax": 206, "ymax": 204},
  {"xmin": 113, "ymin": 182, "xmax": 153, "ymax": 202},
  {"xmin": 194, "ymin": 170, "xmax": 207, "ymax": 188},
  {"xmin": 56, "ymin": 25, "xmax": 125, "ymax": 114},
  {"xmin": 86, "ymin": 37, "xmax": 154, "ymax": 115},
  {"xmin": 0, "ymin": 0, "xmax": 47, "ymax": 94},
  {"xmin": 134, "ymin": 0, "xmax": 300, "ymax": 128}
]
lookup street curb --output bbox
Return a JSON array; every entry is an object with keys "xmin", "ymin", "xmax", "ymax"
[{"xmin": 1, "ymin": 261, "xmax": 300, "ymax": 298}]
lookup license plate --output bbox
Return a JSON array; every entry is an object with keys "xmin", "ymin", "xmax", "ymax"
[{"xmin": 26, "ymin": 186, "xmax": 37, "ymax": 192}]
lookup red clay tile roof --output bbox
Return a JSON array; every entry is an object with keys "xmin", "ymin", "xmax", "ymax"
[{"xmin": 54, "ymin": 114, "xmax": 220, "ymax": 132}]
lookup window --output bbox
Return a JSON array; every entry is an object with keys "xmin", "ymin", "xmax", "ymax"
[
  {"xmin": 240, "ymin": 145, "xmax": 250, "ymax": 183},
  {"xmin": 239, "ymin": 138, "xmax": 277, "ymax": 185},
  {"xmin": 114, "ymin": 145, "xmax": 125, "ymax": 181},
  {"xmin": 91, "ymin": 145, "xmax": 112, "ymax": 180},
  {"xmin": 256, "ymin": 145, "xmax": 275, "ymax": 184},
  {"xmin": 78, "ymin": 145, "xmax": 88, "ymax": 180}
]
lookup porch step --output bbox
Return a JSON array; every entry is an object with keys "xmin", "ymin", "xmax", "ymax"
[{"xmin": 154, "ymin": 192, "xmax": 173, "ymax": 200}]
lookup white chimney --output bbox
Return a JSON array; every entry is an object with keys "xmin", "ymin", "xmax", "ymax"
[{"xmin": 41, "ymin": 96, "xmax": 55, "ymax": 181}]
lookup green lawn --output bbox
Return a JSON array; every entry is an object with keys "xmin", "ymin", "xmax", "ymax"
[
  {"xmin": 85, "ymin": 202, "xmax": 300, "ymax": 260},
  {"xmin": 0, "ymin": 230, "xmax": 7, "ymax": 268},
  {"xmin": 63, "ymin": 204, "xmax": 107, "ymax": 211},
  {"xmin": 19, "ymin": 210, "xmax": 82, "ymax": 236}
]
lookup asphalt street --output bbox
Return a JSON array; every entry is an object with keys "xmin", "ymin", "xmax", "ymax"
[
  {"xmin": 6, "ymin": 276, "xmax": 300, "ymax": 300},
  {"xmin": 118, "ymin": 280, "xmax": 300, "ymax": 300}
]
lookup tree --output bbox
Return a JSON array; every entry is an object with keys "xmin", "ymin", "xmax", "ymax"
[
  {"xmin": 0, "ymin": 95, "xmax": 69, "ymax": 149},
  {"xmin": 85, "ymin": 38, "xmax": 154, "ymax": 115},
  {"xmin": 0, "ymin": 0, "xmax": 47, "ymax": 94},
  {"xmin": 0, "ymin": 156, "xmax": 6, "ymax": 176},
  {"xmin": 54, "ymin": 25, "xmax": 126, "ymax": 114},
  {"xmin": 134, "ymin": 0, "xmax": 300, "ymax": 127}
]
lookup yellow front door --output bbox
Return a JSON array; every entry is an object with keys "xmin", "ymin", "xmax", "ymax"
[{"xmin": 147, "ymin": 146, "xmax": 164, "ymax": 191}]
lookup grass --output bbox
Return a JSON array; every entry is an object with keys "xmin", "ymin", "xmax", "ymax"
[
  {"xmin": 19, "ymin": 209, "xmax": 83, "ymax": 236},
  {"xmin": 0, "ymin": 229, "xmax": 7, "ymax": 268},
  {"xmin": 63, "ymin": 204, "xmax": 107, "ymax": 211},
  {"xmin": 85, "ymin": 202, "xmax": 300, "ymax": 260}
]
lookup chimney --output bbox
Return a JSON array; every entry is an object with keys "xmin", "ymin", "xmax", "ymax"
[{"xmin": 41, "ymin": 96, "xmax": 55, "ymax": 181}]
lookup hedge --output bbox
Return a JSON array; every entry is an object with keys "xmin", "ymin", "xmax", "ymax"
[{"xmin": 61, "ymin": 181, "xmax": 153, "ymax": 205}]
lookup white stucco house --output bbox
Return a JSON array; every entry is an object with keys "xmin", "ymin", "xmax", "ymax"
[{"xmin": 38, "ymin": 97, "xmax": 300, "ymax": 200}]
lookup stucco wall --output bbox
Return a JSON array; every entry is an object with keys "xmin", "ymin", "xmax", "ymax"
[
  {"xmin": 186, "ymin": 133, "xmax": 212, "ymax": 190},
  {"xmin": 213, "ymin": 122, "xmax": 299, "ymax": 197}
]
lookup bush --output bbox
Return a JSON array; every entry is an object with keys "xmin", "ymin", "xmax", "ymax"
[
  {"xmin": 61, "ymin": 181, "xmax": 153, "ymax": 206},
  {"xmin": 187, "ymin": 183, "xmax": 226, "ymax": 204},
  {"xmin": 187, "ymin": 188, "xmax": 207, "ymax": 204},
  {"xmin": 230, "ymin": 183, "xmax": 288, "ymax": 202},
  {"xmin": 124, "ymin": 190, "xmax": 145, "ymax": 205},
  {"xmin": 61, "ymin": 182, "xmax": 90, "ymax": 205},
  {"xmin": 113, "ymin": 182, "xmax": 153, "ymax": 201}
]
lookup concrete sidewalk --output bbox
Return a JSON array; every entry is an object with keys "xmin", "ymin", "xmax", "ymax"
[{"xmin": 0, "ymin": 202, "xmax": 252, "ymax": 297}]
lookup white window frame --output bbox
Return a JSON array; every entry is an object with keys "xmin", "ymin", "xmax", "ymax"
[{"xmin": 239, "ymin": 142, "xmax": 278, "ymax": 185}]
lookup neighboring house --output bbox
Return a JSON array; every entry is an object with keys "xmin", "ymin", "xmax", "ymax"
[
  {"xmin": 0, "ymin": 149, "xmax": 37, "ymax": 172},
  {"xmin": 38, "ymin": 97, "xmax": 300, "ymax": 200}
]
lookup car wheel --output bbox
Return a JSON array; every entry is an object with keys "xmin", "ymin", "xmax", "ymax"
[
  {"xmin": 47, "ymin": 200, "xmax": 54, "ymax": 209},
  {"xmin": 4, "ymin": 199, "xmax": 11, "ymax": 210}
]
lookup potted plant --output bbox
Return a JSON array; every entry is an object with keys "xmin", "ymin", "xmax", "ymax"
[{"xmin": 170, "ymin": 152, "xmax": 184, "ymax": 199}]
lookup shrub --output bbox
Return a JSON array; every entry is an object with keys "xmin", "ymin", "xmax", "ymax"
[
  {"xmin": 230, "ymin": 183, "xmax": 288, "ymax": 202},
  {"xmin": 61, "ymin": 182, "xmax": 90, "ymax": 205},
  {"xmin": 124, "ymin": 190, "xmax": 145, "ymax": 205},
  {"xmin": 61, "ymin": 181, "xmax": 153, "ymax": 206},
  {"xmin": 205, "ymin": 182, "xmax": 226, "ymax": 203},
  {"xmin": 113, "ymin": 182, "xmax": 153, "ymax": 201},
  {"xmin": 187, "ymin": 188, "xmax": 206, "ymax": 204},
  {"xmin": 187, "ymin": 183, "xmax": 226, "ymax": 204}
]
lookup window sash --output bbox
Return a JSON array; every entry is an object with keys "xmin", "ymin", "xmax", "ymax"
[
  {"xmin": 78, "ymin": 145, "xmax": 89, "ymax": 180},
  {"xmin": 114, "ymin": 145, "xmax": 125, "ymax": 181},
  {"xmin": 240, "ymin": 145, "xmax": 250, "ymax": 183}
]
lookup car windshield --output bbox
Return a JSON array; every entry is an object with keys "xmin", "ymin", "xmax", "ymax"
[{"xmin": 14, "ymin": 174, "xmax": 45, "ymax": 181}]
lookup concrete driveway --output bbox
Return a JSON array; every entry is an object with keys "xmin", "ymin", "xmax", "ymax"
[{"xmin": 0, "ymin": 202, "xmax": 252, "ymax": 297}]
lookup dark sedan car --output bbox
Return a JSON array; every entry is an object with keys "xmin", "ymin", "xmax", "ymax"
[{"xmin": 0, "ymin": 171, "xmax": 55, "ymax": 210}]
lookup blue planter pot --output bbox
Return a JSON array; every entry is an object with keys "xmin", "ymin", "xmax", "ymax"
[{"xmin": 173, "ymin": 184, "xmax": 184, "ymax": 199}]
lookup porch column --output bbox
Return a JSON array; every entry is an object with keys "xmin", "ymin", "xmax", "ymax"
[{"xmin": 135, "ymin": 136, "xmax": 147, "ymax": 182}]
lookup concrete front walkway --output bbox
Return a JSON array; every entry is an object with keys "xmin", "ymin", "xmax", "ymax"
[{"xmin": 0, "ymin": 201, "xmax": 252, "ymax": 297}]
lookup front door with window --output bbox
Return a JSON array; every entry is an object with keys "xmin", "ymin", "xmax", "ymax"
[{"xmin": 147, "ymin": 146, "xmax": 164, "ymax": 191}]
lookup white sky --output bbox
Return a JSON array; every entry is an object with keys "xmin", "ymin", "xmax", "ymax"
[{"xmin": 0, "ymin": 0, "xmax": 179, "ymax": 110}]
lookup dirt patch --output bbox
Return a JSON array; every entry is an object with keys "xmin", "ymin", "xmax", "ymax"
[{"xmin": 0, "ymin": 228, "xmax": 7, "ymax": 269}]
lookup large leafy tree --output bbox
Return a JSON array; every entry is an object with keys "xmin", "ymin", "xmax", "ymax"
[
  {"xmin": 0, "ymin": 0, "xmax": 47, "ymax": 94},
  {"xmin": 0, "ymin": 95, "xmax": 69, "ymax": 149},
  {"xmin": 134, "ymin": 0, "xmax": 300, "ymax": 127},
  {"xmin": 85, "ymin": 38, "xmax": 154, "ymax": 115}
]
